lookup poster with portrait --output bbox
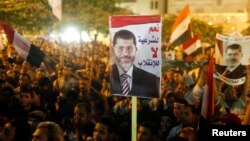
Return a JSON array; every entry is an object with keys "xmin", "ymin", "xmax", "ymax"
[
  {"xmin": 109, "ymin": 15, "xmax": 162, "ymax": 98},
  {"xmin": 214, "ymin": 32, "xmax": 250, "ymax": 121}
]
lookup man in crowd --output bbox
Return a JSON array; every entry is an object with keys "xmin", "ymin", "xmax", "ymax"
[{"xmin": 32, "ymin": 121, "xmax": 64, "ymax": 141}]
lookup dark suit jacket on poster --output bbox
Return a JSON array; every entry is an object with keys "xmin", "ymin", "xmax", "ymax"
[
  {"xmin": 215, "ymin": 64, "xmax": 247, "ymax": 96},
  {"xmin": 110, "ymin": 64, "xmax": 160, "ymax": 98}
]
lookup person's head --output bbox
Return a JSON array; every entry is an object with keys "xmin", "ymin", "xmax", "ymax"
[
  {"xmin": 137, "ymin": 121, "xmax": 158, "ymax": 141},
  {"xmin": 178, "ymin": 127, "xmax": 197, "ymax": 141},
  {"xmin": 35, "ymin": 69, "xmax": 46, "ymax": 81},
  {"xmin": 180, "ymin": 103, "xmax": 200, "ymax": 128},
  {"xmin": 18, "ymin": 73, "xmax": 30, "ymax": 87},
  {"xmin": 224, "ymin": 44, "xmax": 243, "ymax": 68},
  {"xmin": 30, "ymin": 87, "xmax": 41, "ymax": 107},
  {"xmin": 93, "ymin": 115, "xmax": 116, "ymax": 141},
  {"xmin": 163, "ymin": 91, "xmax": 175, "ymax": 108},
  {"xmin": 87, "ymin": 92, "xmax": 101, "ymax": 109},
  {"xmin": 2, "ymin": 119, "xmax": 31, "ymax": 141},
  {"xmin": 173, "ymin": 71, "xmax": 183, "ymax": 83},
  {"xmin": 28, "ymin": 110, "xmax": 46, "ymax": 132},
  {"xmin": 112, "ymin": 29, "xmax": 137, "ymax": 72},
  {"xmin": 0, "ymin": 86, "xmax": 14, "ymax": 108},
  {"xmin": 166, "ymin": 70, "xmax": 174, "ymax": 80},
  {"xmin": 73, "ymin": 102, "xmax": 91, "ymax": 126},
  {"xmin": 160, "ymin": 116, "xmax": 174, "ymax": 131},
  {"xmin": 0, "ymin": 116, "xmax": 9, "ymax": 141},
  {"xmin": 173, "ymin": 97, "xmax": 187, "ymax": 122},
  {"xmin": 32, "ymin": 121, "xmax": 64, "ymax": 141},
  {"xmin": 20, "ymin": 85, "xmax": 32, "ymax": 109},
  {"xmin": 37, "ymin": 76, "xmax": 52, "ymax": 93}
]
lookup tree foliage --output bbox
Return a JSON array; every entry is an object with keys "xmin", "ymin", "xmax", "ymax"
[
  {"xmin": 62, "ymin": 0, "xmax": 132, "ymax": 34},
  {"xmin": 191, "ymin": 18, "xmax": 223, "ymax": 45},
  {"xmin": 0, "ymin": 0, "xmax": 131, "ymax": 35},
  {"xmin": 0, "ymin": 0, "xmax": 56, "ymax": 34}
]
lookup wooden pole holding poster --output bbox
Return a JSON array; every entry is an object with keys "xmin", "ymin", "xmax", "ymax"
[{"xmin": 131, "ymin": 96, "xmax": 137, "ymax": 141}]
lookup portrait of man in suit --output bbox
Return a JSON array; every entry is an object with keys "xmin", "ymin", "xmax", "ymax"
[
  {"xmin": 215, "ymin": 43, "xmax": 247, "ymax": 96},
  {"xmin": 110, "ymin": 29, "xmax": 160, "ymax": 98}
]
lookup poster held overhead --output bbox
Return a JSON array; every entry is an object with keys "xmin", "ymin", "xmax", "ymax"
[{"xmin": 109, "ymin": 15, "xmax": 162, "ymax": 99}]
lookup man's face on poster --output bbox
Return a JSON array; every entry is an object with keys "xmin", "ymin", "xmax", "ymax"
[
  {"xmin": 113, "ymin": 38, "xmax": 136, "ymax": 72},
  {"xmin": 224, "ymin": 48, "xmax": 242, "ymax": 68}
]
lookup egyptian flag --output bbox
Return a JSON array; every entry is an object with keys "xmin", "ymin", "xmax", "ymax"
[
  {"xmin": 48, "ymin": 0, "xmax": 62, "ymax": 20},
  {"xmin": 182, "ymin": 35, "xmax": 202, "ymax": 55},
  {"xmin": 0, "ymin": 22, "xmax": 45, "ymax": 67},
  {"xmin": 169, "ymin": 4, "xmax": 192, "ymax": 48},
  {"xmin": 201, "ymin": 56, "xmax": 214, "ymax": 123}
]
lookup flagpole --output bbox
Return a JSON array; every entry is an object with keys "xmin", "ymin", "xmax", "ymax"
[
  {"xmin": 131, "ymin": 96, "xmax": 137, "ymax": 141},
  {"xmin": 88, "ymin": 33, "xmax": 98, "ymax": 93}
]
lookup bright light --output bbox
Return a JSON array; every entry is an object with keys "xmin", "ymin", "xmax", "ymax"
[
  {"xmin": 48, "ymin": 27, "xmax": 96, "ymax": 44},
  {"xmin": 208, "ymin": 22, "xmax": 213, "ymax": 26},
  {"xmin": 61, "ymin": 27, "xmax": 80, "ymax": 43},
  {"xmin": 49, "ymin": 33, "xmax": 57, "ymax": 38},
  {"xmin": 81, "ymin": 31, "xmax": 91, "ymax": 42}
]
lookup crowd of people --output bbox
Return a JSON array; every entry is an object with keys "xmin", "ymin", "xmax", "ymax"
[{"xmin": 0, "ymin": 38, "xmax": 249, "ymax": 141}]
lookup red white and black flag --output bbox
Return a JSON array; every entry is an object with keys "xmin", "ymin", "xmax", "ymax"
[
  {"xmin": 0, "ymin": 22, "xmax": 45, "ymax": 68},
  {"xmin": 169, "ymin": 4, "xmax": 192, "ymax": 48},
  {"xmin": 48, "ymin": 0, "xmax": 62, "ymax": 20},
  {"xmin": 182, "ymin": 35, "xmax": 202, "ymax": 55},
  {"xmin": 201, "ymin": 56, "xmax": 214, "ymax": 123}
]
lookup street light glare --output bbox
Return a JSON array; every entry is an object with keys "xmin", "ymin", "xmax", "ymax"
[
  {"xmin": 81, "ymin": 31, "xmax": 91, "ymax": 43},
  {"xmin": 61, "ymin": 27, "xmax": 80, "ymax": 43}
]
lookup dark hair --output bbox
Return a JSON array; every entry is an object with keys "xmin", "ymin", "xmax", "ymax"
[
  {"xmin": 183, "ymin": 102, "xmax": 201, "ymax": 115},
  {"xmin": 96, "ymin": 115, "xmax": 116, "ymax": 133},
  {"xmin": 139, "ymin": 121, "xmax": 158, "ymax": 136},
  {"xmin": 20, "ymin": 85, "xmax": 32, "ymax": 94},
  {"xmin": 9, "ymin": 119, "xmax": 31, "ymax": 141},
  {"xmin": 28, "ymin": 110, "xmax": 46, "ymax": 121},
  {"xmin": 174, "ymin": 96, "xmax": 188, "ymax": 105},
  {"xmin": 30, "ymin": 86, "xmax": 40, "ymax": 98},
  {"xmin": 38, "ymin": 76, "xmax": 52, "ymax": 87},
  {"xmin": 113, "ymin": 29, "xmax": 136, "ymax": 47},
  {"xmin": 226, "ymin": 44, "xmax": 242, "ymax": 52},
  {"xmin": 0, "ymin": 86, "xmax": 14, "ymax": 97},
  {"xmin": 66, "ymin": 89, "xmax": 79, "ymax": 102}
]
